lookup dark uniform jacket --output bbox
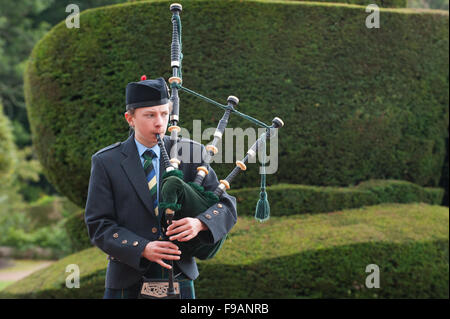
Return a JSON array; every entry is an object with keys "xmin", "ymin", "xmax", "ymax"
[{"xmin": 85, "ymin": 132, "xmax": 237, "ymax": 289}]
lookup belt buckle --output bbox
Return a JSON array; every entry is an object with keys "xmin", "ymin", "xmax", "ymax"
[{"xmin": 139, "ymin": 278, "xmax": 180, "ymax": 299}]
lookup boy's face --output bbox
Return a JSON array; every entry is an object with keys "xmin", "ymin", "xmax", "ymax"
[{"xmin": 125, "ymin": 103, "xmax": 170, "ymax": 147}]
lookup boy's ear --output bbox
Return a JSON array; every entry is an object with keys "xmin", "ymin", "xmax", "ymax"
[{"xmin": 124, "ymin": 112, "xmax": 134, "ymax": 127}]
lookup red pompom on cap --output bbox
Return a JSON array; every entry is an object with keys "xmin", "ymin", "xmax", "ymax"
[{"xmin": 141, "ymin": 75, "xmax": 147, "ymax": 81}]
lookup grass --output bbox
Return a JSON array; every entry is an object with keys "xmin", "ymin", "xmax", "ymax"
[
  {"xmin": 0, "ymin": 203, "xmax": 448, "ymax": 298},
  {"xmin": 0, "ymin": 281, "xmax": 13, "ymax": 291}
]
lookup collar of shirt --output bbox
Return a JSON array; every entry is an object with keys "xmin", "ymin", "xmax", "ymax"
[{"xmin": 134, "ymin": 138, "xmax": 160, "ymax": 167}]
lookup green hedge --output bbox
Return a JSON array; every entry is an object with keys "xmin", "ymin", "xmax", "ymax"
[
  {"xmin": 196, "ymin": 240, "xmax": 449, "ymax": 298},
  {"xmin": 230, "ymin": 179, "xmax": 443, "ymax": 216},
  {"xmin": 64, "ymin": 210, "xmax": 93, "ymax": 253},
  {"xmin": 291, "ymin": 0, "xmax": 407, "ymax": 8},
  {"xmin": 25, "ymin": 0, "xmax": 449, "ymax": 208},
  {"xmin": 2, "ymin": 203, "xmax": 448, "ymax": 298},
  {"xmin": 64, "ymin": 179, "xmax": 443, "ymax": 253},
  {"xmin": 136, "ymin": 1, "xmax": 410, "ymax": 9}
]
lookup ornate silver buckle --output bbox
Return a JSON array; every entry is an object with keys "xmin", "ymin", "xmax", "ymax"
[{"xmin": 139, "ymin": 279, "xmax": 180, "ymax": 299}]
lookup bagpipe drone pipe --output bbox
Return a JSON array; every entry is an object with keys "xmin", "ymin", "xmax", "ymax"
[{"xmin": 147, "ymin": 3, "xmax": 285, "ymax": 262}]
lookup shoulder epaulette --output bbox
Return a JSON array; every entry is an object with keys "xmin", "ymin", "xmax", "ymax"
[{"xmin": 94, "ymin": 142, "xmax": 121, "ymax": 156}]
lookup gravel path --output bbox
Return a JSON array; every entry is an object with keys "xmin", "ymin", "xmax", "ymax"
[{"xmin": 0, "ymin": 261, "xmax": 54, "ymax": 281}]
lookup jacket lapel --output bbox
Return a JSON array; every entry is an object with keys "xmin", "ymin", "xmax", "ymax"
[{"xmin": 120, "ymin": 133, "xmax": 155, "ymax": 214}]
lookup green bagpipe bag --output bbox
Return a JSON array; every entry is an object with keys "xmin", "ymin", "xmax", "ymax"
[{"xmin": 158, "ymin": 170, "xmax": 226, "ymax": 260}]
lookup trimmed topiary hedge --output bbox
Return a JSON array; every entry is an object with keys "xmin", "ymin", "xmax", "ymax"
[
  {"xmin": 135, "ymin": 1, "xmax": 410, "ymax": 9},
  {"xmin": 355, "ymin": 179, "xmax": 444, "ymax": 204},
  {"xmin": 64, "ymin": 179, "xmax": 443, "ymax": 253},
  {"xmin": 292, "ymin": 0, "xmax": 407, "ymax": 8},
  {"xmin": 230, "ymin": 179, "xmax": 444, "ymax": 216},
  {"xmin": 196, "ymin": 240, "xmax": 449, "ymax": 298},
  {"xmin": 64, "ymin": 210, "xmax": 93, "ymax": 253},
  {"xmin": 25, "ymin": 0, "xmax": 449, "ymax": 207},
  {"xmin": 440, "ymin": 129, "xmax": 449, "ymax": 206},
  {"xmin": 2, "ymin": 203, "xmax": 448, "ymax": 298}
]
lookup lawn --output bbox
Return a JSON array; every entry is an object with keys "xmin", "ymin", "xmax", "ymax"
[{"xmin": 0, "ymin": 281, "xmax": 13, "ymax": 291}]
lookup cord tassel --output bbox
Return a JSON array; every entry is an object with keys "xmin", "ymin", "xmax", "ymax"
[{"xmin": 255, "ymin": 136, "xmax": 270, "ymax": 222}]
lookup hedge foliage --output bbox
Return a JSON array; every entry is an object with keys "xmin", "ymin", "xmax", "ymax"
[
  {"xmin": 24, "ymin": 0, "xmax": 449, "ymax": 207},
  {"xmin": 0, "ymin": 101, "xmax": 15, "ymax": 180},
  {"xmin": 135, "ymin": 0, "xmax": 408, "ymax": 8},
  {"xmin": 64, "ymin": 179, "xmax": 443, "ymax": 253},
  {"xmin": 63, "ymin": 209, "xmax": 92, "ymax": 252},
  {"xmin": 230, "ymin": 179, "xmax": 444, "ymax": 216},
  {"xmin": 291, "ymin": 0, "xmax": 407, "ymax": 8},
  {"xmin": 136, "ymin": 1, "xmax": 410, "ymax": 9},
  {"xmin": 2, "ymin": 203, "xmax": 448, "ymax": 298}
]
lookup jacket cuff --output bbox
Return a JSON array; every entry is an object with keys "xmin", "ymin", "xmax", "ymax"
[
  {"xmin": 196, "ymin": 201, "xmax": 232, "ymax": 244},
  {"xmin": 106, "ymin": 230, "xmax": 151, "ymax": 272}
]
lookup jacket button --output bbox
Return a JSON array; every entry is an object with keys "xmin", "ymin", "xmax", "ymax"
[
  {"xmin": 122, "ymin": 240, "xmax": 128, "ymax": 244},
  {"xmin": 217, "ymin": 204, "xmax": 223, "ymax": 208},
  {"xmin": 113, "ymin": 233, "xmax": 119, "ymax": 239},
  {"xmin": 155, "ymin": 207, "xmax": 159, "ymax": 216},
  {"xmin": 205, "ymin": 214, "xmax": 212, "ymax": 220},
  {"xmin": 133, "ymin": 241, "xmax": 139, "ymax": 247},
  {"xmin": 213, "ymin": 210, "xmax": 219, "ymax": 215},
  {"xmin": 152, "ymin": 227, "xmax": 158, "ymax": 233}
]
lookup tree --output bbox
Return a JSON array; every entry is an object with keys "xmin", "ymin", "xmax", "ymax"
[
  {"xmin": 0, "ymin": 100, "xmax": 16, "ymax": 181},
  {"xmin": 0, "ymin": 0, "xmax": 53, "ymax": 146},
  {"xmin": 1, "ymin": 0, "xmax": 127, "ymax": 201},
  {"xmin": 0, "ymin": 0, "xmax": 126, "ymax": 147}
]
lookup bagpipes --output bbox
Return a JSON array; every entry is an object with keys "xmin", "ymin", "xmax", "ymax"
[
  {"xmin": 158, "ymin": 2, "xmax": 284, "ymax": 255},
  {"xmin": 140, "ymin": 3, "xmax": 284, "ymax": 299}
]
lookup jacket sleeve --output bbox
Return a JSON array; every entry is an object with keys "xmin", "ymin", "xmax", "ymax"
[
  {"xmin": 194, "ymin": 155, "xmax": 238, "ymax": 244},
  {"xmin": 84, "ymin": 155, "xmax": 151, "ymax": 272}
]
